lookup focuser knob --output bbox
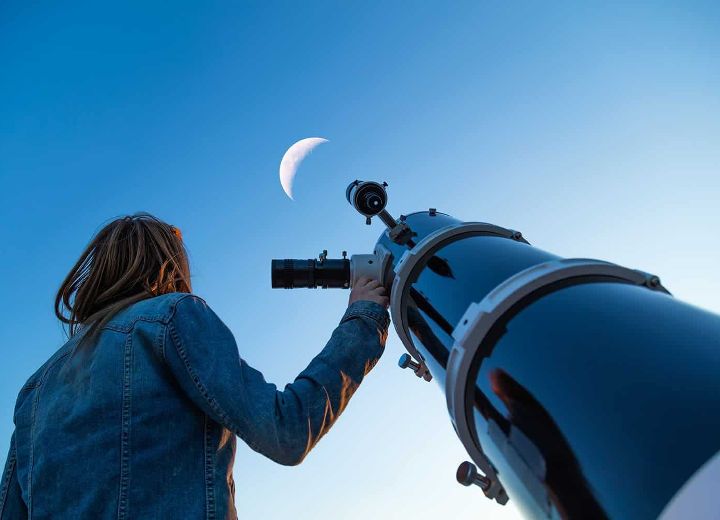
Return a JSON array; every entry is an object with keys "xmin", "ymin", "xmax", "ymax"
[{"xmin": 456, "ymin": 461, "xmax": 490, "ymax": 491}]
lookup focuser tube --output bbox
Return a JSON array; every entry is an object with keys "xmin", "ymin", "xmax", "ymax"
[
  {"xmin": 271, "ymin": 246, "xmax": 393, "ymax": 290},
  {"xmin": 271, "ymin": 257, "xmax": 350, "ymax": 289}
]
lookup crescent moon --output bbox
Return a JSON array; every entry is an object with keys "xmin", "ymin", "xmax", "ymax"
[{"xmin": 279, "ymin": 137, "xmax": 329, "ymax": 200}]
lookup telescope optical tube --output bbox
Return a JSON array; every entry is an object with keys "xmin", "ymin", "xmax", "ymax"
[{"xmin": 380, "ymin": 210, "xmax": 720, "ymax": 519}]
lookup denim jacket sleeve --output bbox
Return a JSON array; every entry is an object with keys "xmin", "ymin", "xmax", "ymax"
[
  {"xmin": 0, "ymin": 433, "xmax": 28, "ymax": 519},
  {"xmin": 165, "ymin": 295, "xmax": 389, "ymax": 466}
]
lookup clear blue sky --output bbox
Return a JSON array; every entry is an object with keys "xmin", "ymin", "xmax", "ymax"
[{"xmin": 2, "ymin": 2, "xmax": 719, "ymax": 518}]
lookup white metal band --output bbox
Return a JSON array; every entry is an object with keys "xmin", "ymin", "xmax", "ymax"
[
  {"xmin": 389, "ymin": 222, "xmax": 526, "ymax": 381},
  {"xmin": 445, "ymin": 257, "xmax": 669, "ymax": 502}
]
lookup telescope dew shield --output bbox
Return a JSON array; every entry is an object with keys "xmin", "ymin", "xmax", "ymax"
[{"xmin": 271, "ymin": 258, "xmax": 350, "ymax": 289}]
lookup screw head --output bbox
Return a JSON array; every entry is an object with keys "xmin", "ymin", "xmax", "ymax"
[{"xmin": 456, "ymin": 461, "xmax": 477, "ymax": 486}]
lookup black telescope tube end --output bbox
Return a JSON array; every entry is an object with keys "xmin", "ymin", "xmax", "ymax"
[{"xmin": 271, "ymin": 258, "xmax": 350, "ymax": 289}]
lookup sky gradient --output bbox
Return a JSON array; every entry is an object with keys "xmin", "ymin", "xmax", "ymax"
[{"xmin": 2, "ymin": 2, "xmax": 719, "ymax": 518}]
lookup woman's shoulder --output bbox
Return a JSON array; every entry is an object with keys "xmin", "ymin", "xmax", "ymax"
[
  {"xmin": 108, "ymin": 292, "xmax": 206, "ymax": 329},
  {"xmin": 165, "ymin": 294, "xmax": 233, "ymax": 342}
]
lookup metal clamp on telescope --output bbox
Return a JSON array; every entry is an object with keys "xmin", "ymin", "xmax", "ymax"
[{"xmin": 346, "ymin": 180, "xmax": 415, "ymax": 246}]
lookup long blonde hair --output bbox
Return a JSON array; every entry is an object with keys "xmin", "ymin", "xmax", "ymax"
[{"xmin": 55, "ymin": 213, "xmax": 192, "ymax": 337}]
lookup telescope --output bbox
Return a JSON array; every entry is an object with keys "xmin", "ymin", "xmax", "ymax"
[{"xmin": 271, "ymin": 180, "xmax": 720, "ymax": 519}]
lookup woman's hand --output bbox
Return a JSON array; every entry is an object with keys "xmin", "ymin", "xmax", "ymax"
[{"xmin": 348, "ymin": 277, "xmax": 389, "ymax": 308}]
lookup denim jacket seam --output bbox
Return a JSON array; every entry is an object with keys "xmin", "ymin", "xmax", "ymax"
[
  {"xmin": 20, "ymin": 344, "xmax": 75, "ymax": 394},
  {"xmin": 167, "ymin": 322, "xmax": 268, "ymax": 457},
  {"xmin": 149, "ymin": 295, "xmax": 194, "ymax": 362},
  {"xmin": 204, "ymin": 415, "xmax": 216, "ymax": 520},
  {"xmin": 341, "ymin": 309, "xmax": 390, "ymax": 330},
  {"xmin": 0, "ymin": 438, "xmax": 17, "ymax": 518},
  {"xmin": 103, "ymin": 295, "xmax": 196, "ymax": 331},
  {"xmin": 102, "ymin": 315, "xmax": 166, "ymax": 333},
  {"xmin": 157, "ymin": 294, "xmax": 202, "ymax": 362},
  {"xmin": 117, "ymin": 334, "xmax": 133, "ymax": 520},
  {"xmin": 88, "ymin": 294, "xmax": 199, "ymax": 332},
  {"xmin": 26, "ymin": 350, "xmax": 71, "ymax": 515},
  {"xmin": 165, "ymin": 294, "xmax": 207, "ymax": 324},
  {"xmin": 157, "ymin": 323, "xmax": 168, "ymax": 363},
  {"xmin": 167, "ymin": 322, "xmax": 244, "ymax": 437}
]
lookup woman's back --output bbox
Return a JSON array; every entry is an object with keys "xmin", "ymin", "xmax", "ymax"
[{"xmin": 12, "ymin": 293, "xmax": 237, "ymax": 519}]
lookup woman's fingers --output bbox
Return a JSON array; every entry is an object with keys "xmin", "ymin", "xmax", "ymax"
[
  {"xmin": 364, "ymin": 279, "xmax": 382, "ymax": 290},
  {"xmin": 356, "ymin": 276, "xmax": 370, "ymax": 287},
  {"xmin": 347, "ymin": 278, "xmax": 390, "ymax": 308},
  {"xmin": 371, "ymin": 286, "xmax": 389, "ymax": 306}
]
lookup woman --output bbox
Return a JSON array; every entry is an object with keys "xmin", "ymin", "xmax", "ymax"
[{"xmin": 0, "ymin": 214, "xmax": 389, "ymax": 519}]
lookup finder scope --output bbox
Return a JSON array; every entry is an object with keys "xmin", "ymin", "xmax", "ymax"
[{"xmin": 346, "ymin": 180, "xmax": 388, "ymax": 218}]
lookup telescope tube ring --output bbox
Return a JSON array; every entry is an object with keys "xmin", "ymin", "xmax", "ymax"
[
  {"xmin": 389, "ymin": 222, "xmax": 529, "ymax": 383},
  {"xmin": 445, "ymin": 257, "xmax": 670, "ymax": 505}
]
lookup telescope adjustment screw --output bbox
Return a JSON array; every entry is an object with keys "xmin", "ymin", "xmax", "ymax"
[
  {"xmin": 429, "ymin": 208, "xmax": 437, "ymax": 216},
  {"xmin": 398, "ymin": 353, "xmax": 417, "ymax": 370},
  {"xmin": 318, "ymin": 250, "xmax": 327, "ymax": 264},
  {"xmin": 512, "ymin": 231, "xmax": 523, "ymax": 241},
  {"xmin": 398, "ymin": 354, "xmax": 432, "ymax": 381},
  {"xmin": 456, "ymin": 461, "xmax": 490, "ymax": 491},
  {"xmin": 365, "ymin": 217, "xmax": 372, "ymax": 225},
  {"xmin": 342, "ymin": 251, "xmax": 347, "ymax": 259}
]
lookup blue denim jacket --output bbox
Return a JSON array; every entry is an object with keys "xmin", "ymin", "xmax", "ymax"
[{"xmin": 0, "ymin": 293, "xmax": 389, "ymax": 519}]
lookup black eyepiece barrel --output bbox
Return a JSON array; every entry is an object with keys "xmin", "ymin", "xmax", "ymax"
[{"xmin": 271, "ymin": 258, "xmax": 351, "ymax": 289}]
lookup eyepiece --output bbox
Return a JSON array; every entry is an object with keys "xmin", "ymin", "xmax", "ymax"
[
  {"xmin": 271, "ymin": 258, "xmax": 350, "ymax": 289},
  {"xmin": 346, "ymin": 180, "xmax": 388, "ymax": 217}
]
